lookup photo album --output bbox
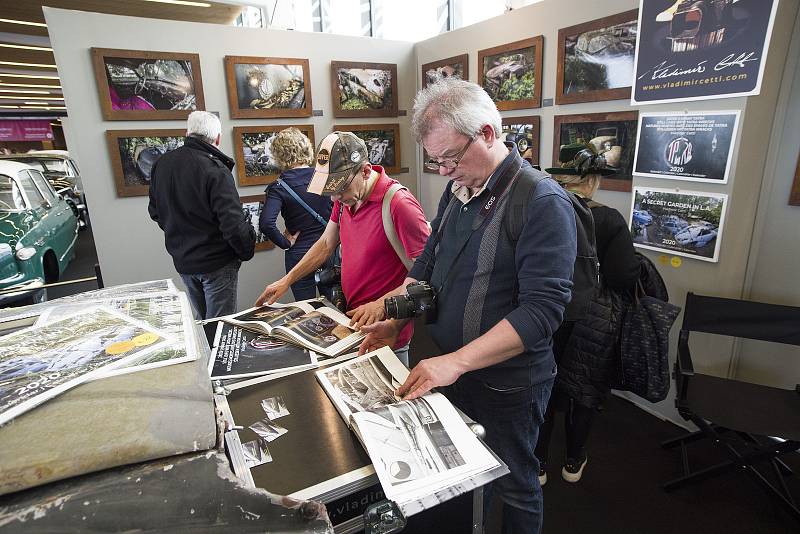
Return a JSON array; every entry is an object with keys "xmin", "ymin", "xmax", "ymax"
[
  {"xmin": 315, "ymin": 347, "xmax": 501, "ymax": 506},
  {"xmin": 221, "ymin": 299, "xmax": 364, "ymax": 357}
]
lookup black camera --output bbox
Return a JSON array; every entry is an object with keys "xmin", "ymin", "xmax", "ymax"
[
  {"xmin": 315, "ymin": 266, "xmax": 346, "ymax": 312},
  {"xmin": 384, "ymin": 281, "xmax": 437, "ymax": 323}
]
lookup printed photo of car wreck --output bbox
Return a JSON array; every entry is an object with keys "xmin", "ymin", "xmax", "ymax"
[
  {"xmin": 629, "ymin": 187, "xmax": 728, "ymax": 262},
  {"xmin": 500, "ymin": 117, "xmax": 540, "ymax": 165},
  {"xmin": 103, "ymin": 57, "xmax": 198, "ymax": 112},
  {"xmin": 336, "ymin": 124, "xmax": 400, "ymax": 174},
  {"xmin": 114, "ymin": 134, "xmax": 184, "ymax": 187},
  {"xmin": 333, "ymin": 63, "xmax": 397, "ymax": 117},
  {"xmin": 234, "ymin": 63, "xmax": 305, "ymax": 110},
  {"xmin": 481, "ymin": 48, "xmax": 535, "ymax": 103},
  {"xmin": 239, "ymin": 132, "xmax": 280, "ymax": 178},
  {"xmin": 422, "ymin": 54, "xmax": 468, "ymax": 88}
]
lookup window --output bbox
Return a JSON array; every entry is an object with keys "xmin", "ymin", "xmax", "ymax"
[
  {"xmin": 372, "ymin": 0, "xmax": 448, "ymax": 41},
  {"xmin": 451, "ymin": 0, "xmax": 507, "ymax": 29},
  {"xmin": 324, "ymin": 0, "xmax": 371, "ymax": 37},
  {"xmin": 28, "ymin": 170, "xmax": 57, "ymax": 206},
  {"xmin": 17, "ymin": 171, "xmax": 47, "ymax": 210},
  {"xmin": 0, "ymin": 175, "xmax": 26, "ymax": 211}
]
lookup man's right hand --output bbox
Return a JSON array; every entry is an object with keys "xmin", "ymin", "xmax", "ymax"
[
  {"xmin": 358, "ymin": 320, "xmax": 401, "ymax": 355},
  {"xmin": 256, "ymin": 278, "xmax": 291, "ymax": 306}
]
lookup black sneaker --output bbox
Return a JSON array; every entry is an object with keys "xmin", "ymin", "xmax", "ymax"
[
  {"xmin": 538, "ymin": 462, "xmax": 547, "ymax": 486},
  {"xmin": 561, "ymin": 455, "xmax": 588, "ymax": 483}
]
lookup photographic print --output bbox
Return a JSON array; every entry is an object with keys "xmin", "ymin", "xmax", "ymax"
[
  {"xmin": 501, "ymin": 116, "xmax": 540, "ymax": 166},
  {"xmin": 632, "ymin": 0, "xmax": 779, "ymax": 105},
  {"xmin": 478, "ymin": 36, "xmax": 543, "ymax": 111},
  {"xmin": 106, "ymin": 129, "xmax": 185, "ymax": 197},
  {"xmin": 553, "ymin": 111, "xmax": 639, "ymax": 192},
  {"xmin": 233, "ymin": 125, "xmax": 315, "ymax": 186},
  {"xmin": 331, "ymin": 61, "xmax": 398, "ymax": 118},
  {"xmin": 334, "ymin": 124, "xmax": 401, "ymax": 175},
  {"xmin": 633, "ymin": 111, "xmax": 740, "ymax": 183},
  {"xmin": 91, "ymin": 48, "xmax": 205, "ymax": 121},
  {"xmin": 240, "ymin": 195, "xmax": 275, "ymax": 252},
  {"xmin": 422, "ymin": 54, "xmax": 469, "ymax": 88},
  {"xmin": 224, "ymin": 56, "xmax": 312, "ymax": 119},
  {"xmin": 556, "ymin": 9, "xmax": 639, "ymax": 105},
  {"xmin": 281, "ymin": 310, "xmax": 356, "ymax": 350},
  {"xmin": 629, "ymin": 186, "xmax": 728, "ymax": 262}
]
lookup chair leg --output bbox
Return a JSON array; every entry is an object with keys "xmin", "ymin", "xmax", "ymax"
[
  {"xmin": 661, "ymin": 424, "xmax": 730, "ymax": 450},
  {"xmin": 663, "ymin": 458, "xmax": 736, "ymax": 491},
  {"xmin": 744, "ymin": 462, "xmax": 800, "ymax": 522}
]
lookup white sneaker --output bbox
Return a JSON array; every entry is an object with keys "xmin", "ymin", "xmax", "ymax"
[
  {"xmin": 538, "ymin": 463, "xmax": 547, "ymax": 486},
  {"xmin": 561, "ymin": 456, "xmax": 588, "ymax": 483}
]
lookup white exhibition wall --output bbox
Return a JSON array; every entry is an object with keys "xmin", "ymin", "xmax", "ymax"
[{"xmin": 46, "ymin": 1, "xmax": 800, "ymax": 425}]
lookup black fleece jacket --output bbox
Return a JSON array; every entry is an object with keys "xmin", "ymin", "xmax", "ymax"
[{"xmin": 148, "ymin": 136, "xmax": 255, "ymax": 274}]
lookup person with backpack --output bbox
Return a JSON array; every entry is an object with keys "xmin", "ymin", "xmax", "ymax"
[
  {"xmin": 358, "ymin": 79, "xmax": 577, "ymax": 534},
  {"xmin": 259, "ymin": 127, "xmax": 333, "ymax": 301},
  {"xmin": 255, "ymin": 131, "xmax": 430, "ymax": 366},
  {"xmin": 534, "ymin": 143, "xmax": 641, "ymax": 485}
]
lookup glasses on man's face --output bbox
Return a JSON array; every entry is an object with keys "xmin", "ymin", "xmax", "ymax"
[
  {"xmin": 331, "ymin": 169, "xmax": 359, "ymax": 197},
  {"xmin": 424, "ymin": 135, "xmax": 476, "ymax": 172}
]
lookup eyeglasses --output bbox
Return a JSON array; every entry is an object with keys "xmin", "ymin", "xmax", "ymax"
[{"xmin": 424, "ymin": 135, "xmax": 476, "ymax": 172}]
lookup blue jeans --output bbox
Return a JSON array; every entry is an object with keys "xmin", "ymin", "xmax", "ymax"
[
  {"xmin": 441, "ymin": 374, "xmax": 554, "ymax": 534},
  {"xmin": 285, "ymin": 247, "xmax": 319, "ymax": 301},
  {"xmin": 180, "ymin": 260, "xmax": 240, "ymax": 320}
]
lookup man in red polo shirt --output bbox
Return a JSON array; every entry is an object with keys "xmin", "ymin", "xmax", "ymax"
[{"xmin": 256, "ymin": 131, "xmax": 429, "ymax": 365}]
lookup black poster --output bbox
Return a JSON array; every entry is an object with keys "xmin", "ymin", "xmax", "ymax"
[
  {"xmin": 633, "ymin": 111, "xmax": 739, "ymax": 183},
  {"xmin": 632, "ymin": 0, "xmax": 779, "ymax": 104}
]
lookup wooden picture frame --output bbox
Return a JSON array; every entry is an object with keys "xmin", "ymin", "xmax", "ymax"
[
  {"xmin": 240, "ymin": 195, "xmax": 275, "ymax": 252},
  {"xmin": 334, "ymin": 123, "xmax": 401, "ymax": 175},
  {"xmin": 555, "ymin": 9, "xmax": 638, "ymax": 105},
  {"xmin": 552, "ymin": 111, "xmax": 639, "ymax": 192},
  {"xmin": 421, "ymin": 54, "xmax": 469, "ymax": 88},
  {"xmin": 502, "ymin": 116, "xmax": 541, "ymax": 166},
  {"xmin": 232, "ymin": 125, "xmax": 315, "ymax": 187},
  {"xmin": 331, "ymin": 61, "xmax": 398, "ymax": 118},
  {"xmin": 478, "ymin": 36, "xmax": 543, "ymax": 111},
  {"xmin": 91, "ymin": 48, "xmax": 205, "ymax": 121},
  {"xmin": 790, "ymin": 153, "xmax": 800, "ymax": 206},
  {"xmin": 224, "ymin": 56, "xmax": 312, "ymax": 119},
  {"xmin": 106, "ymin": 129, "xmax": 186, "ymax": 198}
]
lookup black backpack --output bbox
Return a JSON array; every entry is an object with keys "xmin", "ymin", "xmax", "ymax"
[{"xmin": 504, "ymin": 167, "xmax": 600, "ymax": 322}]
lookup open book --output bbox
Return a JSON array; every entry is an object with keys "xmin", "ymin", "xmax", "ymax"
[
  {"xmin": 222, "ymin": 300, "xmax": 363, "ymax": 357},
  {"xmin": 315, "ymin": 347, "xmax": 501, "ymax": 506}
]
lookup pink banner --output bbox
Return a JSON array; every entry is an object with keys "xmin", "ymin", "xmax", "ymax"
[{"xmin": 0, "ymin": 120, "xmax": 54, "ymax": 141}]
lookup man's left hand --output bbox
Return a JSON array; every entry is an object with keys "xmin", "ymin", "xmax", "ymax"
[
  {"xmin": 395, "ymin": 354, "xmax": 466, "ymax": 400},
  {"xmin": 347, "ymin": 300, "xmax": 385, "ymax": 329}
]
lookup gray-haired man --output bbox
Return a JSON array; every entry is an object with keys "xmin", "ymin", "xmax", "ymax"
[{"xmin": 148, "ymin": 111, "xmax": 256, "ymax": 320}]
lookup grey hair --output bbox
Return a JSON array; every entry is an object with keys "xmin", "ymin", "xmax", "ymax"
[
  {"xmin": 186, "ymin": 111, "xmax": 221, "ymax": 144},
  {"xmin": 410, "ymin": 78, "xmax": 501, "ymax": 142}
]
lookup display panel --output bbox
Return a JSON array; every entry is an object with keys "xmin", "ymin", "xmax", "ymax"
[
  {"xmin": 331, "ymin": 61, "xmax": 398, "ymax": 118},
  {"xmin": 224, "ymin": 56, "xmax": 312, "ymax": 119},
  {"xmin": 478, "ymin": 36, "xmax": 543, "ymax": 111}
]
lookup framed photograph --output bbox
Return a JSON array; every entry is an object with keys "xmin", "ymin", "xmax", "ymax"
[
  {"xmin": 106, "ymin": 129, "xmax": 185, "ymax": 197},
  {"xmin": 556, "ymin": 9, "xmax": 638, "ymax": 105},
  {"xmin": 91, "ymin": 48, "xmax": 205, "ymax": 121},
  {"xmin": 790, "ymin": 153, "xmax": 800, "ymax": 207},
  {"xmin": 553, "ymin": 111, "xmax": 639, "ymax": 192},
  {"xmin": 501, "ymin": 116, "xmax": 540, "ymax": 166},
  {"xmin": 633, "ymin": 111, "xmax": 740, "ymax": 184},
  {"xmin": 334, "ymin": 124, "xmax": 401, "ymax": 175},
  {"xmin": 331, "ymin": 61, "xmax": 398, "ymax": 118},
  {"xmin": 232, "ymin": 125, "xmax": 315, "ymax": 187},
  {"xmin": 240, "ymin": 195, "xmax": 275, "ymax": 252},
  {"xmin": 629, "ymin": 186, "xmax": 728, "ymax": 263},
  {"xmin": 632, "ymin": 0, "xmax": 779, "ymax": 105},
  {"xmin": 224, "ymin": 56, "xmax": 312, "ymax": 119},
  {"xmin": 421, "ymin": 54, "xmax": 469, "ymax": 88},
  {"xmin": 478, "ymin": 36, "xmax": 543, "ymax": 111}
]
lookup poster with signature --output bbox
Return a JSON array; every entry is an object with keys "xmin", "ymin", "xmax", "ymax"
[{"xmin": 631, "ymin": 0, "xmax": 779, "ymax": 105}]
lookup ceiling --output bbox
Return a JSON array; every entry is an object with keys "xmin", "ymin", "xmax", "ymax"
[{"xmin": 0, "ymin": 0, "xmax": 245, "ymax": 115}]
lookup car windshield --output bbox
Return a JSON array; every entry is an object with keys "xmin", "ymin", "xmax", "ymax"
[
  {"xmin": 0, "ymin": 175, "xmax": 26, "ymax": 211},
  {"xmin": 6, "ymin": 158, "xmax": 69, "ymax": 174}
]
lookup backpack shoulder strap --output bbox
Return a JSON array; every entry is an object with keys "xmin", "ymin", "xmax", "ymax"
[
  {"xmin": 277, "ymin": 179, "xmax": 327, "ymax": 227},
  {"xmin": 382, "ymin": 183, "xmax": 415, "ymax": 271},
  {"xmin": 504, "ymin": 166, "xmax": 546, "ymax": 243}
]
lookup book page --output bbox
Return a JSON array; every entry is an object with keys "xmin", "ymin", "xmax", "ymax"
[
  {"xmin": 272, "ymin": 307, "xmax": 364, "ymax": 357},
  {"xmin": 222, "ymin": 300, "xmax": 320, "ymax": 336}
]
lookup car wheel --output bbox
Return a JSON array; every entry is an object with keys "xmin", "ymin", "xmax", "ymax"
[
  {"xmin": 517, "ymin": 138, "xmax": 529, "ymax": 152},
  {"xmin": 43, "ymin": 251, "xmax": 59, "ymax": 284}
]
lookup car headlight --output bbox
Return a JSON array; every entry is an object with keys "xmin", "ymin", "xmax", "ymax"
[{"xmin": 15, "ymin": 247, "xmax": 37, "ymax": 261}]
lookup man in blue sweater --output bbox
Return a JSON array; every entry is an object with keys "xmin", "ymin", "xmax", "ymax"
[{"xmin": 360, "ymin": 79, "xmax": 576, "ymax": 533}]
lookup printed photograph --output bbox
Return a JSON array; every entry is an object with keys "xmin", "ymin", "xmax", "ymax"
[
  {"xmin": 261, "ymin": 396, "xmax": 289, "ymax": 420},
  {"xmin": 233, "ymin": 125, "xmax": 315, "ymax": 186},
  {"xmin": 106, "ymin": 129, "xmax": 185, "ymax": 198},
  {"xmin": 553, "ymin": 111, "xmax": 639, "ymax": 192},
  {"xmin": 249, "ymin": 418, "xmax": 288, "ymax": 443},
  {"xmin": 633, "ymin": 111, "xmax": 740, "ymax": 183},
  {"xmin": 629, "ymin": 187, "xmax": 728, "ymax": 262},
  {"xmin": 557, "ymin": 10, "xmax": 638, "ymax": 104},
  {"xmin": 500, "ymin": 116, "xmax": 540, "ymax": 165},
  {"xmin": 242, "ymin": 439, "xmax": 273, "ymax": 468},
  {"xmin": 321, "ymin": 354, "xmax": 400, "ymax": 413},
  {"xmin": 478, "ymin": 36, "xmax": 543, "ymax": 110},
  {"xmin": 240, "ymin": 195, "xmax": 274, "ymax": 252},
  {"xmin": 632, "ymin": 0, "xmax": 779, "ymax": 104},
  {"xmin": 234, "ymin": 304, "xmax": 305, "ymax": 328},
  {"xmin": 334, "ymin": 124, "xmax": 401, "ymax": 174},
  {"xmin": 282, "ymin": 310, "xmax": 355, "ymax": 349},
  {"xmin": 225, "ymin": 56, "xmax": 312, "ymax": 119},
  {"xmin": 91, "ymin": 48, "xmax": 204, "ymax": 120},
  {"xmin": 331, "ymin": 61, "xmax": 398, "ymax": 118},
  {"xmin": 422, "ymin": 54, "xmax": 469, "ymax": 87}
]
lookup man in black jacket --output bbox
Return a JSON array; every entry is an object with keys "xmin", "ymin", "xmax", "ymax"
[{"xmin": 148, "ymin": 111, "xmax": 255, "ymax": 320}]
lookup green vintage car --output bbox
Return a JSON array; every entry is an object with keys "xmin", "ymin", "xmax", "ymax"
[{"xmin": 0, "ymin": 160, "xmax": 81, "ymax": 306}]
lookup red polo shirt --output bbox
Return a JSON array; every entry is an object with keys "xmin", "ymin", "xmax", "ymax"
[{"xmin": 331, "ymin": 166, "xmax": 430, "ymax": 349}]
